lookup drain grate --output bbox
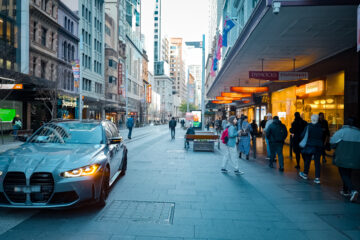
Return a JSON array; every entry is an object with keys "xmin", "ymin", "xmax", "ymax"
[{"xmin": 97, "ymin": 200, "xmax": 175, "ymax": 224}]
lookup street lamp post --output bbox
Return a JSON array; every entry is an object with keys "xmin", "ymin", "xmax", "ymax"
[{"xmin": 201, "ymin": 34, "xmax": 205, "ymax": 131}]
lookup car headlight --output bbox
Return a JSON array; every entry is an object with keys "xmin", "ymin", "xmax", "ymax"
[{"xmin": 61, "ymin": 164, "xmax": 100, "ymax": 178}]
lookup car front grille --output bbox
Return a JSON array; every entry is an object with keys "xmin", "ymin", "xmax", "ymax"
[
  {"xmin": 49, "ymin": 191, "xmax": 79, "ymax": 204},
  {"xmin": 0, "ymin": 192, "xmax": 10, "ymax": 204},
  {"xmin": 30, "ymin": 172, "xmax": 54, "ymax": 203},
  {"xmin": 3, "ymin": 172, "xmax": 27, "ymax": 203}
]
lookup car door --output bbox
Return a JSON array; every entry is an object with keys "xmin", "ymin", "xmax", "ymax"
[{"xmin": 106, "ymin": 122, "xmax": 122, "ymax": 176}]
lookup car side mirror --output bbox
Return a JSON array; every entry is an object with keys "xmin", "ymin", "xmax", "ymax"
[{"xmin": 109, "ymin": 137, "xmax": 123, "ymax": 145}]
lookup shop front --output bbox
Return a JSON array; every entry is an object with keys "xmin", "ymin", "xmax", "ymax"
[
  {"xmin": 271, "ymin": 71, "xmax": 345, "ymax": 136},
  {"xmin": 57, "ymin": 94, "xmax": 78, "ymax": 120},
  {"xmin": 0, "ymin": 100, "xmax": 23, "ymax": 131}
]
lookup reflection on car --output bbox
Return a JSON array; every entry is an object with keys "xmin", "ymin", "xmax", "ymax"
[{"xmin": 0, "ymin": 120, "xmax": 127, "ymax": 208}]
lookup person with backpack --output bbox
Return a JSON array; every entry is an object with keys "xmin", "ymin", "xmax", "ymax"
[
  {"xmin": 298, "ymin": 114, "xmax": 324, "ymax": 184},
  {"xmin": 266, "ymin": 116, "xmax": 288, "ymax": 171},
  {"xmin": 169, "ymin": 117, "xmax": 177, "ymax": 140},
  {"xmin": 221, "ymin": 116, "xmax": 244, "ymax": 175},
  {"xmin": 238, "ymin": 116, "xmax": 252, "ymax": 160}
]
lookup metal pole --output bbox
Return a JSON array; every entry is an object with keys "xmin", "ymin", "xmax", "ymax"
[
  {"xmin": 187, "ymin": 69, "xmax": 189, "ymax": 113},
  {"xmin": 125, "ymin": 68, "xmax": 129, "ymax": 118},
  {"xmin": 0, "ymin": 118, "xmax": 3, "ymax": 145},
  {"xmin": 201, "ymin": 34, "xmax": 205, "ymax": 131}
]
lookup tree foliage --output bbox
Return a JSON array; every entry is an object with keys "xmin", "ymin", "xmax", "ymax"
[{"xmin": 179, "ymin": 102, "xmax": 198, "ymax": 113}]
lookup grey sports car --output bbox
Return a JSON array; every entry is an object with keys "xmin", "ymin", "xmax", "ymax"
[{"xmin": 0, "ymin": 120, "xmax": 127, "ymax": 208}]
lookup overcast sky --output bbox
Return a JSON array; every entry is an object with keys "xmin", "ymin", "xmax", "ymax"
[{"xmin": 142, "ymin": 0, "xmax": 209, "ymax": 72}]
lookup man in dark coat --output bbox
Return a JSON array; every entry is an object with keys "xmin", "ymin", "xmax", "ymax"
[
  {"xmin": 290, "ymin": 112, "xmax": 307, "ymax": 169},
  {"xmin": 126, "ymin": 116, "xmax": 134, "ymax": 139},
  {"xmin": 169, "ymin": 117, "xmax": 177, "ymax": 140},
  {"xmin": 319, "ymin": 112, "xmax": 330, "ymax": 163},
  {"xmin": 266, "ymin": 116, "xmax": 288, "ymax": 171}
]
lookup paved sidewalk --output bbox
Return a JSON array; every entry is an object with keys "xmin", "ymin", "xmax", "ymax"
[{"xmin": 0, "ymin": 125, "xmax": 359, "ymax": 240}]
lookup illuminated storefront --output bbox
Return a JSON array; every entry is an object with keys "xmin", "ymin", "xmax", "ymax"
[
  {"xmin": 57, "ymin": 95, "xmax": 78, "ymax": 119},
  {"xmin": 271, "ymin": 71, "xmax": 344, "ymax": 136}
]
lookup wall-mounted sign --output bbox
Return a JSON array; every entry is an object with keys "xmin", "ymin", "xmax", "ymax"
[
  {"xmin": 296, "ymin": 80, "xmax": 324, "ymax": 98},
  {"xmin": 0, "ymin": 109, "xmax": 16, "ymax": 122},
  {"xmin": 146, "ymin": 84, "xmax": 152, "ymax": 103},
  {"xmin": 0, "ymin": 84, "xmax": 23, "ymax": 89},
  {"xmin": 71, "ymin": 60, "xmax": 80, "ymax": 91},
  {"xmin": 249, "ymin": 71, "xmax": 308, "ymax": 81},
  {"xmin": 216, "ymin": 96, "xmax": 242, "ymax": 101},
  {"xmin": 221, "ymin": 92, "xmax": 252, "ymax": 98}
]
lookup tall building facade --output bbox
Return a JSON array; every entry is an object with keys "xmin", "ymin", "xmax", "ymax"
[
  {"xmin": 57, "ymin": 1, "xmax": 80, "ymax": 119},
  {"xmin": 170, "ymin": 38, "xmax": 187, "ymax": 103},
  {"xmin": 63, "ymin": 0, "xmax": 106, "ymax": 120},
  {"xmin": 188, "ymin": 65, "xmax": 201, "ymax": 108}
]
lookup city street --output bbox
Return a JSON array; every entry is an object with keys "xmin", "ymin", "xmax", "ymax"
[{"xmin": 0, "ymin": 125, "xmax": 359, "ymax": 240}]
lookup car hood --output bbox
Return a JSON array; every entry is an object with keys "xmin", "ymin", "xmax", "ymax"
[{"xmin": 0, "ymin": 143, "xmax": 105, "ymax": 174}]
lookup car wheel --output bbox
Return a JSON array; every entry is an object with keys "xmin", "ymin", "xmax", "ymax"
[
  {"xmin": 120, "ymin": 150, "xmax": 127, "ymax": 176},
  {"xmin": 96, "ymin": 166, "xmax": 110, "ymax": 207}
]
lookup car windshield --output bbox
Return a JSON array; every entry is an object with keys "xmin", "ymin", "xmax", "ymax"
[{"xmin": 28, "ymin": 122, "xmax": 104, "ymax": 144}]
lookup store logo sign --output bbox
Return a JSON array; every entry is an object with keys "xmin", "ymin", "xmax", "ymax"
[{"xmin": 296, "ymin": 80, "xmax": 324, "ymax": 98}]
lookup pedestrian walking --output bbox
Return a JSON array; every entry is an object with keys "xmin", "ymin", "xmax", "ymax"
[
  {"xmin": 180, "ymin": 119, "xmax": 185, "ymax": 128},
  {"xmin": 221, "ymin": 117, "xmax": 228, "ymax": 131},
  {"xmin": 260, "ymin": 116, "xmax": 267, "ymax": 135},
  {"xmin": 221, "ymin": 116, "xmax": 243, "ymax": 175},
  {"xmin": 298, "ymin": 114, "xmax": 323, "ymax": 184},
  {"xmin": 238, "ymin": 116, "xmax": 252, "ymax": 160},
  {"xmin": 290, "ymin": 112, "xmax": 307, "ymax": 169},
  {"xmin": 169, "ymin": 117, "xmax": 177, "ymax": 140},
  {"xmin": 264, "ymin": 113, "xmax": 274, "ymax": 160},
  {"xmin": 126, "ymin": 116, "xmax": 134, "ymax": 139},
  {"xmin": 318, "ymin": 112, "xmax": 330, "ymax": 163},
  {"xmin": 250, "ymin": 120, "xmax": 258, "ymax": 137},
  {"xmin": 206, "ymin": 120, "xmax": 210, "ymax": 131},
  {"xmin": 215, "ymin": 118, "xmax": 222, "ymax": 135},
  {"xmin": 330, "ymin": 117, "xmax": 360, "ymax": 202},
  {"xmin": 12, "ymin": 115, "xmax": 22, "ymax": 140},
  {"xmin": 266, "ymin": 116, "xmax": 288, "ymax": 171}
]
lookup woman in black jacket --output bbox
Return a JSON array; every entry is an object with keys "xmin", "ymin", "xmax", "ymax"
[
  {"xmin": 299, "ymin": 114, "xmax": 323, "ymax": 184},
  {"xmin": 290, "ymin": 112, "xmax": 307, "ymax": 169}
]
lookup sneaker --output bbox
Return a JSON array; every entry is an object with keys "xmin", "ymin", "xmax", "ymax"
[
  {"xmin": 314, "ymin": 178, "xmax": 321, "ymax": 184},
  {"xmin": 221, "ymin": 168, "xmax": 228, "ymax": 173},
  {"xmin": 279, "ymin": 167, "xmax": 284, "ymax": 172},
  {"xmin": 234, "ymin": 170, "xmax": 244, "ymax": 175},
  {"xmin": 340, "ymin": 190, "xmax": 351, "ymax": 197},
  {"xmin": 350, "ymin": 191, "xmax": 359, "ymax": 202},
  {"xmin": 299, "ymin": 172, "xmax": 308, "ymax": 180}
]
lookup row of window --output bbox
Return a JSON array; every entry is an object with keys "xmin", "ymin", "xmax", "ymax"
[
  {"xmin": 82, "ymin": 53, "xmax": 91, "ymax": 69},
  {"xmin": 81, "ymin": 5, "xmax": 92, "ymax": 23},
  {"xmin": 32, "ymin": 56, "xmax": 55, "ymax": 81},
  {"xmin": 82, "ymin": 78, "xmax": 91, "ymax": 91},
  {"xmin": 94, "ymin": 60, "xmax": 102, "ymax": 74},
  {"xmin": 82, "ymin": 29, "xmax": 91, "ymax": 46},
  {"xmin": 62, "ymin": 70, "xmax": 74, "ymax": 91},
  {"xmin": 94, "ymin": 39, "xmax": 102, "ymax": 53},
  {"xmin": 37, "ymin": 0, "xmax": 56, "ymax": 18},
  {"xmin": 33, "ymin": 22, "xmax": 56, "ymax": 50},
  {"xmin": 64, "ymin": 16, "xmax": 74, "ymax": 34},
  {"xmin": 62, "ymin": 41, "xmax": 75, "ymax": 62},
  {"xmin": 95, "ymin": 82, "xmax": 102, "ymax": 94},
  {"xmin": 108, "ymin": 59, "xmax": 117, "ymax": 69}
]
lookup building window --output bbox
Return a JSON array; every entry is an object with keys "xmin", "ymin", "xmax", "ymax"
[
  {"xmin": 41, "ymin": 60, "xmax": 46, "ymax": 79},
  {"xmin": 82, "ymin": 5, "xmax": 84, "ymax": 17},
  {"xmin": 64, "ymin": 17, "xmax": 67, "ymax": 29},
  {"xmin": 68, "ymin": 43, "xmax": 71, "ymax": 61},
  {"xmin": 41, "ymin": 0, "xmax": 48, "ymax": 11},
  {"xmin": 83, "ymin": 78, "xmax": 91, "ymax": 91},
  {"xmin": 70, "ymin": 22, "xmax": 73, "ymax": 33},
  {"xmin": 95, "ymin": 83, "xmax": 102, "ymax": 94},
  {"xmin": 33, "ymin": 21, "xmax": 37, "ymax": 41},
  {"xmin": 41, "ymin": 27, "xmax": 47, "ymax": 46},
  {"xmin": 32, "ymin": 57, "xmax": 37, "ymax": 75},
  {"xmin": 71, "ymin": 46, "xmax": 74, "ymax": 60},
  {"xmin": 105, "ymin": 26, "xmax": 111, "ymax": 36},
  {"xmin": 51, "ymin": 32, "xmax": 55, "ymax": 50}
]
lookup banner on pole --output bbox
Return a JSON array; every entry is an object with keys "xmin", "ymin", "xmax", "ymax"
[{"xmin": 71, "ymin": 60, "xmax": 80, "ymax": 91}]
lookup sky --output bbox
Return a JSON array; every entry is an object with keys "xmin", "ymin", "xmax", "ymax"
[{"xmin": 141, "ymin": 0, "xmax": 209, "ymax": 72}]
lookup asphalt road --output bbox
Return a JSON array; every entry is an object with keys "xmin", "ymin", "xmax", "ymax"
[{"xmin": 0, "ymin": 125, "xmax": 359, "ymax": 240}]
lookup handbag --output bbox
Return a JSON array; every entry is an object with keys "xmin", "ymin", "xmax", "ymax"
[{"xmin": 299, "ymin": 126, "xmax": 309, "ymax": 148}]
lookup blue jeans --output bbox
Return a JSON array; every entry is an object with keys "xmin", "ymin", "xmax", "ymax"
[
  {"xmin": 269, "ymin": 143, "xmax": 284, "ymax": 168},
  {"xmin": 171, "ymin": 128, "xmax": 175, "ymax": 139},
  {"xmin": 128, "ymin": 127, "xmax": 133, "ymax": 138},
  {"xmin": 265, "ymin": 137, "xmax": 271, "ymax": 158}
]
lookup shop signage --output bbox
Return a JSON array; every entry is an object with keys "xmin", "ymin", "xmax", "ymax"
[
  {"xmin": 0, "ymin": 84, "xmax": 23, "ymax": 89},
  {"xmin": 221, "ymin": 92, "xmax": 252, "ymax": 98},
  {"xmin": 249, "ymin": 71, "xmax": 308, "ymax": 81},
  {"xmin": 230, "ymin": 86, "xmax": 269, "ymax": 93},
  {"xmin": 146, "ymin": 85, "xmax": 152, "ymax": 103},
  {"xmin": 71, "ymin": 60, "xmax": 80, "ymax": 91},
  {"xmin": 212, "ymin": 100, "xmax": 232, "ymax": 104},
  {"xmin": 296, "ymin": 80, "xmax": 324, "ymax": 98},
  {"xmin": 216, "ymin": 96, "xmax": 242, "ymax": 101},
  {"xmin": 358, "ymin": 5, "xmax": 360, "ymax": 52},
  {"xmin": 62, "ymin": 100, "xmax": 77, "ymax": 108},
  {"xmin": 118, "ymin": 63, "xmax": 123, "ymax": 95}
]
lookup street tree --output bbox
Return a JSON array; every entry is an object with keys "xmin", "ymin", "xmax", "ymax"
[{"xmin": 179, "ymin": 102, "xmax": 197, "ymax": 113}]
